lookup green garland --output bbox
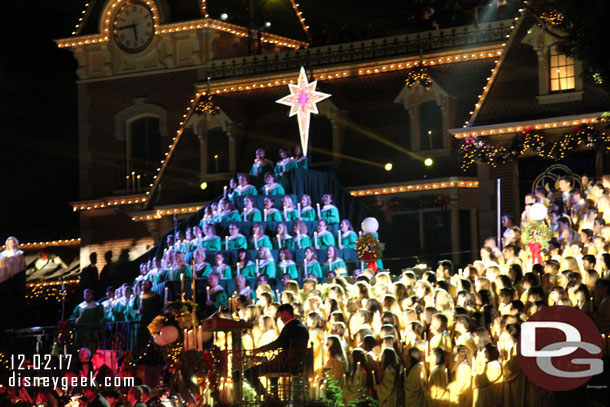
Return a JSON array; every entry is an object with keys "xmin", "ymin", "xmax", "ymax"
[
  {"xmin": 324, "ymin": 374, "xmax": 345, "ymax": 407},
  {"xmin": 356, "ymin": 234, "xmax": 385, "ymax": 261},
  {"xmin": 521, "ymin": 220, "xmax": 553, "ymax": 250},
  {"xmin": 459, "ymin": 121, "xmax": 609, "ymax": 170}
]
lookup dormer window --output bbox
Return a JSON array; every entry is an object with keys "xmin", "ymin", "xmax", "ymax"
[{"xmin": 549, "ymin": 48, "xmax": 575, "ymax": 92}]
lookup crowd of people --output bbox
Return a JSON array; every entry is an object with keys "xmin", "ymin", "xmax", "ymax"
[{"xmin": 7, "ymin": 161, "xmax": 610, "ymax": 406}]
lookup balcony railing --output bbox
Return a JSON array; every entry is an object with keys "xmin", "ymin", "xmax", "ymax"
[{"xmin": 205, "ymin": 20, "xmax": 513, "ymax": 81}]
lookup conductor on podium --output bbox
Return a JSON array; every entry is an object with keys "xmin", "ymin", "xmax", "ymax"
[{"xmin": 244, "ymin": 303, "xmax": 309, "ymax": 400}]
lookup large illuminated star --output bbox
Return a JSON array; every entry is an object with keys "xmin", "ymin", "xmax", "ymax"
[{"xmin": 276, "ymin": 67, "xmax": 331, "ymax": 157}]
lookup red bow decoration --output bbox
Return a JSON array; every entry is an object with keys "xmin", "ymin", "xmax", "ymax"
[{"xmin": 528, "ymin": 242, "xmax": 543, "ymax": 265}]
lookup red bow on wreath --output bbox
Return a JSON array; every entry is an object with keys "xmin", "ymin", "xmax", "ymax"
[{"xmin": 528, "ymin": 242, "xmax": 543, "ymax": 265}]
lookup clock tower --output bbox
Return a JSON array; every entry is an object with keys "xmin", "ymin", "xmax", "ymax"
[{"xmin": 56, "ymin": 0, "xmax": 308, "ymax": 269}]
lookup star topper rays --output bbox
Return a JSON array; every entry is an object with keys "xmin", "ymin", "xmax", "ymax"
[{"xmin": 276, "ymin": 67, "xmax": 331, "ymax": 157}]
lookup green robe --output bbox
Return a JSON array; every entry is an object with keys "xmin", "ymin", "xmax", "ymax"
[
  {"xmin": 258, "ymin": 260, "xmax": 276, "ymax": 279},
  {"xmin": 320, "ymin": 204, "xmax": 340, "ymax": 224},
  {"xmin": 201, "ymin": 236, "xmax": 222, "ymax": 251},
  {"xmin": 340, "ymin": 231, "xmax": 358, "ymax": 249},
  {"xmin": 323, "ymin": 259, "xmax": 347, "ymax": 276},
  {"xmin": 262, "ymin": 183, "xmax": 285, "ymax": 196},
  {"xmin": 249, "ymin": 160, "xmax": 274, "ymax": 177},
  {"xmin": 294, "ymin": 156, "xmax": 308, "ymax": 169},
  {"xmin": 249, "ymin": 235, "xmax": 273, "ymax": 250},
  {"xmin": 194, "ymin": 262, "xmax": 213, "ymax": 278},
  {"xmin": 209, "ymin": 288, "xmax": 229, "ymax": 310},
  {"xmin": 162, "ymin": 265, "xmax": 193, "ymax": 281},
  {"xmin": 264, "ymin": 208, "xmax": 283, "ymax": 222},
  {"xmin": 315, "ymin": 231, "xmax": 336, "ymax": 249},
  {"xmin": 300, "ymin": 206, "xmax": 316, "ymax": 221},
  {"xmin": 236, "ymin": 261, "xmax": 257, "ymax": 279},
  {"xmin": 213, "ymin": 264, "xmax": 233, "ymax": 280},
  {"xmin": 284, "ymin": 208, "xmax": 299, "ymax": 221},
  {"xmin": 244, "ymin": 208, "xmax": 263, "ymax": 222},
  {"xmin": 227, "ymin": 234, "xmax": 248, "ymax": 250},
  {"xmin": 304, "ymin": 260, "xmax": 323, "ymax": 279},
  {"xmin": 221, "ymin": 210, "xmax": 242, "ymax": 223},
  {"xmin": 294, "ymin": 234, "xmax": 313, "ymax": 250},
  {"xmin": 277, "ymin": 260, "xmax": 299, "ymax": 279},
  {"xmin": 233, "ymin": 184, "xmax": 258, "ymax": 197},
  {"xmin": 275, "ymin": 235, "xmax": 294, "ymax": 249},
  {"xmin": 274, "ymin": 159, "xmax": 297, "ymax": 177},
  {"xmin": 70, "ymin": 301, "xmax": 105, "ymax": 348}
]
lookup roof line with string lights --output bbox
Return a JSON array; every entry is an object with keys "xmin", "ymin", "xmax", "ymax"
[
  {"xmin": 347, "ymin": 178, "xmax": 479, "ymax": 197},
  {"xmin": 1, "ymin": 238, "xmax": 81, "ymax": 251}
]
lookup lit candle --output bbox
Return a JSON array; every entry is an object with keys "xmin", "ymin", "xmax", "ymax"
[
  {"xmin": 314, "ymin": 231, "xmax": 318, "ymax": 247},
  {"xmin": 180, "ymin": 274, "xmax": 184, "ymax": 292},
  {"xmin": 126, "ymin": 175, "xmax": 130, "ymax": 191},
  {"xmin": 338, "ymin": 229, "xmax": 342, "ymax": 246},
  {"xmin": 225, "ymin": 236, "xmax": 229, "ymax": 251},
  {"xmin": 359, "ymin": 231, "xmax": 362, "ymax": 238},
  {"xmin": 304, "ymin": 259, "xmax": 307, "ymax": 276},
  {"xmin": 254, "ymin": 236, "xmax": 258, "ymax": 249},
  {"xmin": 191, "ymin": 277, "xmax": 196, "ymax": 302},
  {"xmin": 183, "ymin": 328, "xmax": 188, "ymax": 350},
  {"xmin": 131, "ymin": 171, "xmax": 136, "ymax": 192},
  {"xmin": 224, "ymin": 186, "xmax": 227, "ymax": 198},
  {"xmin": 371, "ymin": 370, "xmax": 376, "ymax": 386},
  {"xmin": 316, "ymin": 203, "xmax": 321, "ymax": 219},
  {"xmin": 276, "ymin": 289, "xmax": 280, "ymax": 302},
  {"xmin": 360, "ymin": 261, "xmax": 364, "ymax": 270},
  {"xmin": 243, "ymin": 207, "xmax": 247, "ymax": 221},
  {"xmin": 256, "ymin": 259, "xmax": 260, "ymax": 275},
  {"xmin": 137, "ymin": 174, "xmax": 141, "ymax": 192},
  {"xmin": 164, "ymin": 287, "xmax": 168, "ymax": 304},
  {"xmin": 277, "ymin": 233, "xmax": 282, "ymax": 248},
  {"xmin": 297, "ymin": 203, "xmax": 301, "ymax": 218},
  {"xmin": 236, "ymin": 263, "xmax": 241, "ymax": 275},
  {"xmin": 264, "ymin": 209, "xmax": 267, "ymax": 222},
  {"xmin": 214, "ymin": 155, "xmax": 219, "ymax": 172},
  {"xmin": 197, "ymin": 325, "xmax": 203, "ymax": 351}
]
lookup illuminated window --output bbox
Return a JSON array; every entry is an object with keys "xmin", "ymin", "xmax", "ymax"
[{"xmin": 549, "ymin": 48, "xmax": 575, "ymax": 92}]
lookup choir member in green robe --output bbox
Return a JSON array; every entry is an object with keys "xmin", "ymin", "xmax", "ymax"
[
  {"xmin": 338, "ymin": 219, "xmax": 358, "ymax": 250},
  {"xmin": 299, "ymin": 194, "xmax": 316, "ymax": 221},
  {"xmin": 233, "ymin": 173, "xmax": 258, "ymax": 197},
  {"xmin": 243, "ymin": 196, "xmax": 263, "ymax": 222},
  {"xmin": 274, "ymin": 222, "xmax": 294, "ymax": 249},
  {"xmin": 293, "ymin": 220, "xmax": 313, "ymax": 250},
  {"xmin": 281, "ymin": 195, "xmax": 299, "ymax": 221},
  {"xmin": 193, "ymin": 248, "xmax": 213, "ymax": 277},
  {"xmin": 226, "ymin": 223, "xmax": 248, "ymax": 250},
  {"xmin": 226, "ymin": 176, "xmax": 238, "ymax": 202},
  {"xmin": 70, "ymin": 289, "xmax": 104, "ymax": 348},
  {"xmin": 235, "ymin": 249, "xmax": 257, "ymax": 278},
  {"xmin": 320, "ymin": 194, "xmax": 340, "ymax": 224},
  {"xmin": 249, "ymin": 222, "xmax": 273, "ymax": 250},
  {"xmin": 304, "ymin": 246, "xmax": 323, "ymax": 279},
  {"xmin": 219, "ymin": 198, "xmax": 243, "ymax": 222},
  {"xmin": 201, "ymin": 224, "xmax": 222, "ymax": 251},
  {"xmin": 235, "ymin": 274, "xmax": 256, "ymax": 302},
  {"xmin": 101, "ymin": 287, "xmax": 116, "ymax": 322},
  {"xmin": 322, "ymin": 245, "xmax": 347, "ymax": 276},
  {"xmin": 249, "ymin": 148, "xmax": 274, "ymax": 178},
  {"xmin": 162, "ymin": 252, "xmax": 193, "ymax": 281},
  {"xmin": 314, "ymin": 220, "xmax": 336, "ymax": 250},
  {"xmin": 206, "ymin": 272, "xmax": 228, "ymax": 313},
  {"xmin": 263, "ymin": 197, "xmax": 283, "ymax": 222},
  {"xmin": 275, "ymin": 147, "xmax": 297, "ymax": 178},
  {"xmin": 256, "ymin": 246, "xmax": 277, "ymax": 279},
  {"xmin": 189, "ymin": 225, "xmax": 205, "ymax": 252},
  {"xmin": 213, "ymin": 252, "xmax": 233, "ymax": 279},
  {"xmin": 293, "ymin": 145, "xmax": 308, "ymax": 169},
  {"xmin": 277, "ymin": 247, "xmax": 299, "ymax": 279},
  {"xmin": 262, "ymin": 172, "xmax": 285, "ymax": 195}
]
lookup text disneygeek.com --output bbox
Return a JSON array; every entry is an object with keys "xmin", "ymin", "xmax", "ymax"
[{"xmin": 9, "ymin": 372, "xmax": 135, "ymax": 391}]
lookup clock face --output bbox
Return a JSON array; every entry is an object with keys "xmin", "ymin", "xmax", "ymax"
[{"xmin": 113, "ymin": 1, "xmax": 155, "ymax": 53}]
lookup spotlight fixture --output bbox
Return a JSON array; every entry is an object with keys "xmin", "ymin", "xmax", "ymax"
[
  {"xmin": 220, "ymin": 13, "xmax": 229, "ymax": 21},
  {"xmin": 384, "ymin": 163, "xmax": 393, "ymax": 171},
  {"xmin": 200, "ymin": 182, "xmax": 208, "ymax": 190},
  {"xmin": 424, "ymin": 158, "xmax": 434, "ymax": 167}
]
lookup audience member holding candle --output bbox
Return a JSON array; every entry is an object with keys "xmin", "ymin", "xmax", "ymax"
[
  {"xmin": 304, "ymin": 246, "xmax": 323, "ymax": 279},
  {"xmin": 226, "ymin": 223, "xmax": 247, "ymax": 250},
  {"xmin": 234, "ymin": 173, "xmax": 258, "ymax": 197},
  {"xmin": 293, "ymin": 220, "xmax": 313, "ymax": 250},
  {"xmin": 278, "ymin": 248, "xmax": 298, "ymax": 279},
  {"xmin": 263, "ymin": 197, "xmax": 283, "ymax": 222},
  {"xmin": 201, "ymin": 224, "xmax": 222, "ymax": 251},
  {"xmin": 249, "ymin": 222, "xmax": 272, "ymax": 250},
  {"xmin": 256, "ymin": 246, "xmax": 277, "ymax": 279},
  {"xmin": 315, "ymin": 220, "xmax": 336, "ymax": 250},
  {"xmin": 192, "ymin": 248, "xmax": 213, "ymax": 278},
  {"xmin": 262, "ymin": 171, "xmax": 285, "ymax": 195},
  {"xmin": 275, "ymin": 222, "xmax": 293, "ymax": 249},
  {"xmin": 243, "ymin": 196, "xmax": 263, "ymax": 222},
  {"xmin": 299, "ymin": 194, "xmax": 316, "ymax": 221}
]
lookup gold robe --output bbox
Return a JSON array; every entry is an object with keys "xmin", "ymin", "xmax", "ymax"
[
  {"xmin": 473, "ymin": 360, "xmax": 503, "ymax": 407},
  {"xmin": 404, "ymin": 362, "xmax": 427, "ymax": 407},
  {"xmin": 502, "ymin": 344, "xmax": 526, "ymax": 407},
  {"xmin": 427, "ymin": 364, "xmax": 449, "ymax": 407},
  {"xmin": 376, "ymin": 368, "xmax": 398, "ymax": 407},
  {"xmin": 448, "ymin": 363, "xmax": 472, "ymax": 407}
]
